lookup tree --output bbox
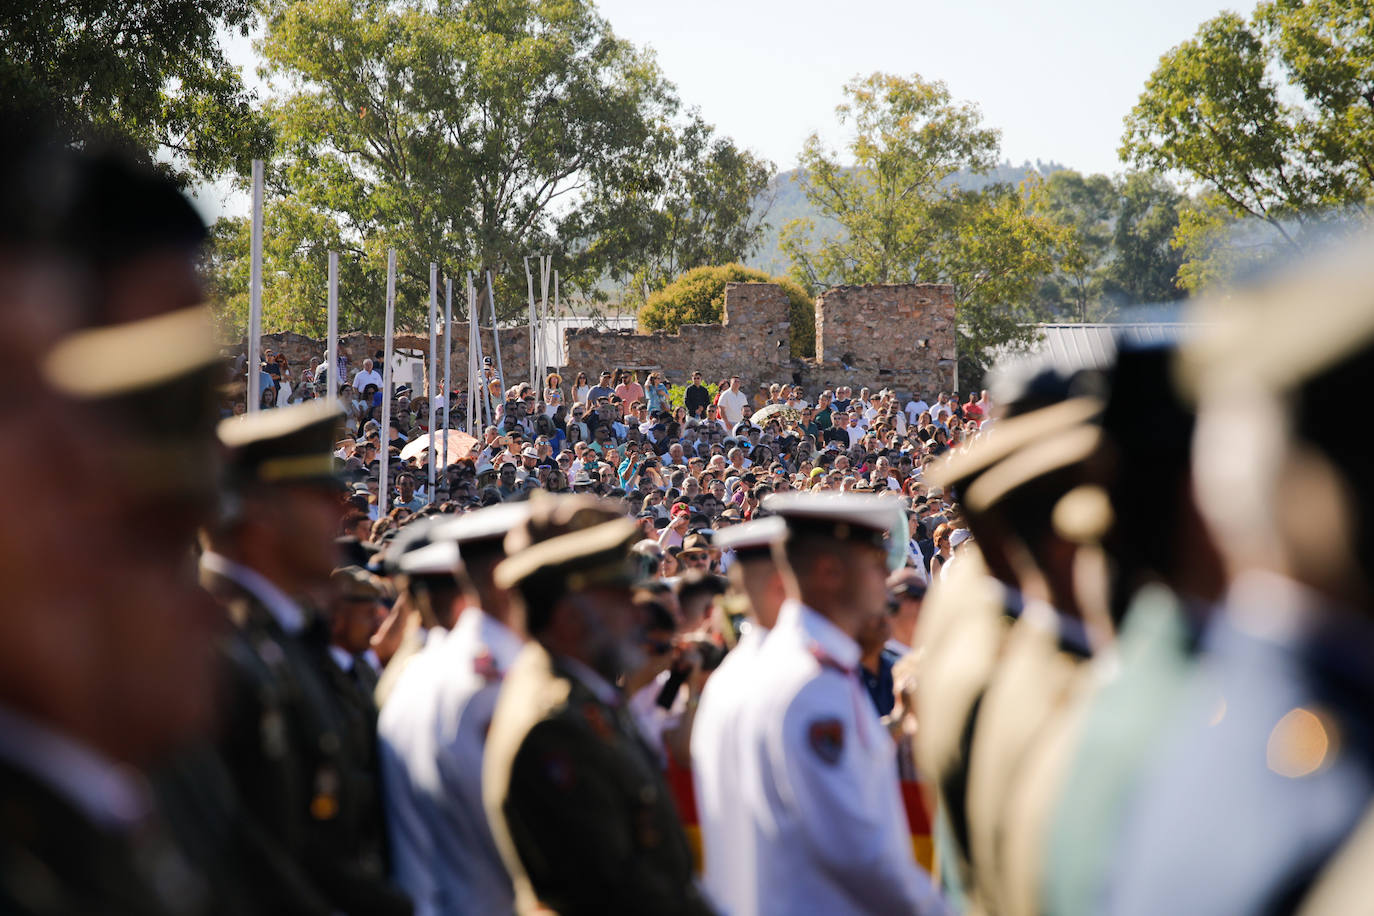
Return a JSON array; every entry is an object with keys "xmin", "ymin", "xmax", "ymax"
[
  {"xmin": 1029, "ymin": 170, "xmax": 1187, "ymax": 315},
  {"xmin": 1030, "ymin": 171, "xmax": 1117, "ymax": 321},
  {"xmin": 781, "ymin": 72, "xmax": 1061, "ymax": 369},
  {"xmin": 1, "ymin": 0, "xmax": 272, "ymax": 185},
  {"xmin": 1099, "ymin": 172, "xmax": 1187, "ymax": 305},
  {"xmin": 568, "ymin": 114, "xmax": 774, "ymax": 301},
  {"xmin": 638, "ymin": 263, "xmax": 815, "ymax": 358},
  {"xmin": 1121, "ymin": 3, "xmax": 1374, "ymax": 289},
  {"xmin": 208, "ymin": 0, "xmax": 770, "ymax": 335}
]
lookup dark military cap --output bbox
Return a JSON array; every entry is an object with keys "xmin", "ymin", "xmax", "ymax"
[
  {"xmin": 217, "ymin": 400, "xmax": 345, "ymax": 488},
  {"xmin": 331, "ymin": 565, "xmax": 385, "ymax": 601},
  {"xmin": 494, "ymin": 493, "xmax": 640, "ymax": 593},
  {"xmin": 42, "ymin": 304, "xmax": 222, "ymax": 498},
  {"xmin": 924, "ymin": 397, "xmax": 1102, "ymax": 493}
]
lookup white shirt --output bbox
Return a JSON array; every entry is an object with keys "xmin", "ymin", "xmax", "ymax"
[
  {"xmin": 692, "ymin": 623, "xmax": 770, "ymax": 913},
  {"xmin": 199, "ymin": 550, "xmax": 305, "ymax": 635},
  {"xmin": 383, "ymin": 608, "xmax": 524, "ymax": 916},
  {"xmin": 733, "ymin": 600, "xmax": 945, "ymax": 916},
  {"xmin": 905, "ymin": 399, "xmax": 929, "ymax": 424},
  {"xmin": 377, "ymin": 626, "xmax": 451, "ymax": 916},
  {"xmin": 353, "ymin": 368, "xmax": 384, "ymax": 391},
  {"xmin": 718, "ymin": 388, "xmax": 750, "ymax": 426}
]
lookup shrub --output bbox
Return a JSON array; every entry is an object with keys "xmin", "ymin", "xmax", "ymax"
[{"xmin": 638, "ymin": 263, "xmax": 815, "ymax": 358}]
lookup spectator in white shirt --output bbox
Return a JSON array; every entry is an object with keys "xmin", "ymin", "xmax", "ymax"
[
  {"xmin": 352, "ymin": 358, "xmax": 383, "ymax": 393},
  {"xmin": 717, "ymin": 376, "xmax": 750, "ymax": 426}
]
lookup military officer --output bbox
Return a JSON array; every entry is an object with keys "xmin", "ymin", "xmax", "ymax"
[
  {"xmin": 483, "ymin": 495, "xmax": 712, "ymax": 915},
  {"xmin": 955, "ymin": 428, "xmax": 1108, "ymax": 916},
  {"xmin": 912, "ymin": 396, "xmax": 1100, "ymax": 906},
  {"xmin": 379, "ymin": 503, "xmax": 530, "ymax": 915},
  {"xmin": 0, "ymin": 131, "xmax": 281, "ymax": 916},
  {"xmin": 1106, "ymin": 236, "xmax": 1374, "ymax": 915},
  {"xmin": 730, "ymin": 492, "xmax": 946, "ymax": 916},
  {"xmin": 203, "ymin": 400, "xmax": 412, "ymax": 916},
  {"xmin": 691, "ymin": 516, "xmax": 787, "ymax": 911},
  {"xmin": 1040, "ymin": 344, "xmax": 1225, "ymax": 916},
  {"xmin": 373, "ymin": 518, "xmax": 462, "ymax": 709}
]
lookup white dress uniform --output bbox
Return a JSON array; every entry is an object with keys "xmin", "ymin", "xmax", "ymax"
[
  {"xmin": 376, "ymin": 627, "xmax": 449, "ymax": 916},
  {"xmin": 691, "ymin": 621, "xmax": 769, "ymax": 912},
  {"xmin": 425, "ymin": 605, "xmax": 523, "ymax": 915},
  {"xmin": 735, "ymin": 599, "xmax": 946, "ymax": 916}
]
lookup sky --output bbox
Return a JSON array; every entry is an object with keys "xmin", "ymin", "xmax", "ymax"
[{"xmin": 202, "ymin": 0, "xmax": 1236, "ymax": 220}]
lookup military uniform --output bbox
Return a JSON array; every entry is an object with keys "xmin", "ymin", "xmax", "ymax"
[
  {"xmin": 690, "ymin": 516, "xmax": 787, "ymax": 912},
  {"xmin": 483, "ymin": 495, "xmax": 710, "ymax": 916},
  {"xmin": 912, "ymin": 399, "xmax": 1102, "ymax": 908},
  {"xmin": 208, "ymin": 402, "xmax": 412, "ymax": 916},
  {"xmin": 0, "ymin": 716, "xmax": 201, "ymax": 916},
  {"xmin": 206, "ymin": 557, "xmax": 411, "ymax": 915},
  {"xmin": 729, "ymin": 494, "xmax": 944, "ymax": 916},
  {"xmin": 483, "ymin": 642, "xmax": 709, "ymax": 915}
]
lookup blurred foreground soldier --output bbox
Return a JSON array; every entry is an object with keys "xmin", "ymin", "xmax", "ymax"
[
  {"xmin": 203, "ymin": 401, "xmax": 412, "ymax": 916},
  {"xmin": 733, "ymin": 493, "xmax": 946, "ymax": 916},
  {"xmin": 912, "ymin": 397, "xmax": 1100, "ymax": 906},
  {"xmin": 691, "ymin": 516, "xmax": 787, "ymax": 910},
  {"xmin": 373, "ymin": 519, "xmax": 460, "ymax": 709},
  {"xmin": 0, "ymin": 304, "xmax": 223, "ymax": 914},
  {"xmin": 1041, "ymin": 344, "xmax": 1225, "ymax": 916},
  {"xmin": 958, "ymin": 423, "xmax": 1108, "ymax": 916},
  {"xmin": 483, "ymin": 495, "xmax": 710, "ymax": 915},
  {"xmin": 1107, "ymin": 237, "xmax": 1374, "ymax": 915},
  {"xmin": 379, "ymin": 504, "xmax": 530, "ymax": 915},
  {"xmin": 0, "ymin": 126, "xmax": 250, "ymax": 915}
]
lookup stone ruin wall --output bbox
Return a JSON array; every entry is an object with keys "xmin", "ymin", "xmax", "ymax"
[
  {"xmin": 562, "ymin": 282, "xmax": 793, "ymax": 396},
  {"xmin": 810, "ymin": 283, "xmax": 958, "ymax": 400},
  {"xmin": 241, "ymin": 281, "xmax": 958, "ymax": 406}
]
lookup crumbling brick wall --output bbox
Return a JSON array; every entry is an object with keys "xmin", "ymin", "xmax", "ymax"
[
  {"xmin": 239, "ymin": 281, "xmax": 959, "ymax": 407},
  {"xmin": 811, "ymin": 283, "xmax": 957, "ymax": 399},
  {"xmin": 562, "ymin": 282, "xmax": 793, "ymax": 395}
]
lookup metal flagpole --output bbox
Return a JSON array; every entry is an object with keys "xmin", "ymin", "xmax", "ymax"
[
  {"xmin": 468, "ymin": 272, "xmax": 479, "ymax": 436},
  {"xmin": 442, "ymin": 276, "xmax": 453, "ymax": 470},
  {"xmin": 327, "ymin": 250, "xmax": 339, "ymax": 400},
  {"xmin": 247, "ymin": 159, "xmax": 264, "ymax": 412},
  {"xmin": 524, "ymin": 256, "xmax": 537, "ymax": 390},
  {"xmin": 379, "ymin": 248, "xmax": 396, "ymax": 518},
  {"xmin": 553, "ymin": 268, "xmax": 560, "ymax": 374},
  {"xmin": 427, "ymin": 262, "xmax": 438, "ymax": 505},
  {"xmin": 486, "ymin": 269, "xmax": 505, "ymax": 412},
  {"xmin": 538, "ymin": 256, "xmax": 550, "ymax": 393},
  {"xmin": 483, "ymin": 270, "xmax": 499, "ymax": 426}
]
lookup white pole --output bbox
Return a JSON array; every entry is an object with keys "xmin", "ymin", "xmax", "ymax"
[
  {"xmin": 524, "ymin": 256, "xmax": 537, "ymax": 391},
  {"xmin": 487, "ymin": 269, "xmax": 505, "ymax": 402},
  {"xmin": 468, "ymin": 272, "xmax": 479, "ymax": 436},
  {"xmin": 427, "ymin": 262, "xmax": 438, "ymax": 505},
  {"xmin": 442, "ymin": 276, "xmax": 453, "ymax": 471},
  {"xmin": 484, "ymin": 270, "xmax": 500, "ymax": 426},
  {"xmin": 553, "ymin": 268, "xmax": 560, "ymax": 373},
  {"xmin": 327, "ymin": 250, "xmax": 339, "ymax": 401},
  {"xmin": 247, "ymin": 159, "xmax": 264, "ymax": 412},
  {"xmin": 379, "ymin": 248, "xmax": 396, "ymax": 519},
  {"xmin": 538, "ymin": 255, "xmax": 551, "ymax": 394}
]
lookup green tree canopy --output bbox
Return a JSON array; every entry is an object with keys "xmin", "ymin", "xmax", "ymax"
[
  {"xmin": 1, "ymin": 0, "xmax": 272, "ymax": 184},
  {"xmin": 638, "ymin": 263, "xmax": 815, "ymax": 358},
  {"xmin": 1121, "ymin": 2, "xmax": 1374, "ymax": 289},
  {"xmin": 781, "ymin": 72, "xmax": 1062, "ymax": 370},
  {"xmin": 208, "ymin": 0, "xmax": 771, "ymax": 336},
  {"xmin": 1029, "ymin": 170, "xmax": 1186, "ymax": 319}
]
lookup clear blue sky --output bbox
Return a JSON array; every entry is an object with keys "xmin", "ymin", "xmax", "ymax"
[{"xmin": 205, "ymin": 0, "xmax": 1235, "ymax": 219}]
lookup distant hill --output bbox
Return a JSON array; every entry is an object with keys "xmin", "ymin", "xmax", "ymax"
[{"xmin": 744, "ymin": 160, "xmax": 1070, "ymax": 277}]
